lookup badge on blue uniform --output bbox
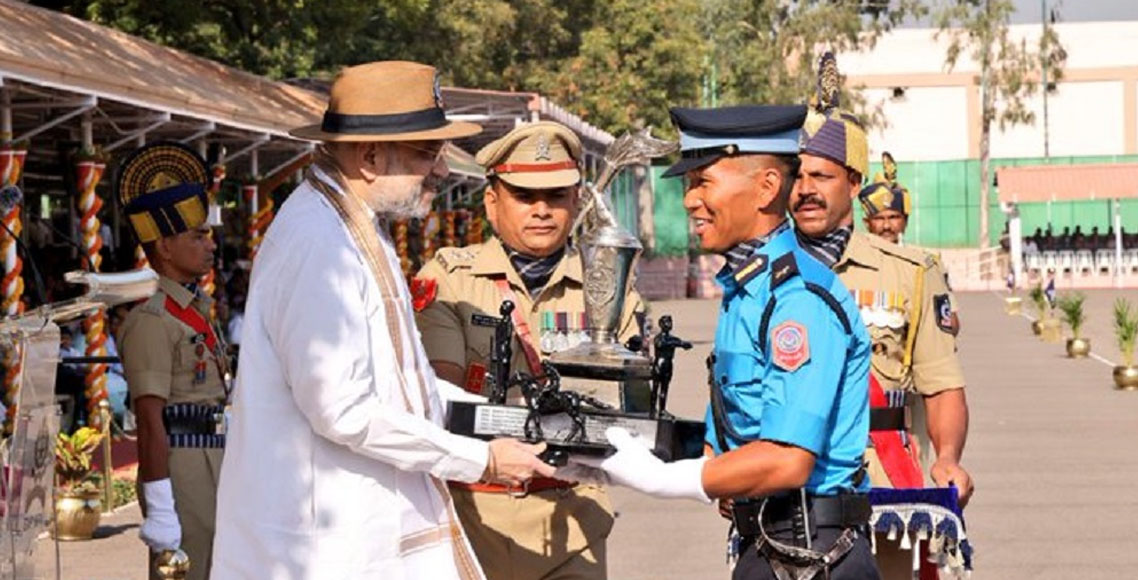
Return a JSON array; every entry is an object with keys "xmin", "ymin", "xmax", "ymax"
[{"xmin": 771, "ymin": 320, "xmax": 810, "ymax": 372}]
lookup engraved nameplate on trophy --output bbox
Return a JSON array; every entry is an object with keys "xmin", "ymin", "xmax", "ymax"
[{"xmin": 447, "ymin": 401, "xmax": 705, "ymax": 462}]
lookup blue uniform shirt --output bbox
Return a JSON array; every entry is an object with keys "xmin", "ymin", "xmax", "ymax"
[{"xmin": 704, "ymin": 224, "xmax": 870, "ymax": 496}]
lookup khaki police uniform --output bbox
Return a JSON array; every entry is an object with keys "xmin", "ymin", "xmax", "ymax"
[
  {"xmin": 416, "ymin": 120, "xmax": 644, "ymax": 580},
  {"xmin": 417, "ymin": 237, "xmax": 644, "ymax": 580},
  {"xmin": 119, "ymin": 276, "xmax": 227, "ymax": 580},
  {"xmin": 834, "ymin": 231, "xmax": 965, "ymax": 578}
]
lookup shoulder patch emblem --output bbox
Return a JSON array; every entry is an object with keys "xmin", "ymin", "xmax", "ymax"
[
  {"xmin": 933, "ymin": 293, "xmax": 955, "ymax": 334},
  {"xmin": 410, "ymin": 278, "xmax": 438, "ymax": 312},
  {"xmin": 770, "ymin": 253, "xmax": 799, "ymax": 289},
  {"xmin": 771, "ymin": 320, "xmax": 810, "ymax": 372}
]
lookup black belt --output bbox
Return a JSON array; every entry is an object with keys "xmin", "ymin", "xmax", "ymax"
[
  {"xmin": 733, "ymin": 492, "xmax": 871, "ymax": 538},
  {"xmin": 163, "ymin": 403, "xmax": 225, "ymax": 436},
  {"xmin": 869, "ymin": 407, "xmax": 906, "ymax": 431}
]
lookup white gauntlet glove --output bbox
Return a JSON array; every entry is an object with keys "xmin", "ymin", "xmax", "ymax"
[
  {"xmin": 572, "ymin": 427, "xmax": 711, "ymax": 503},
  {"xmin": 140, "ymin": 479, "xmax": 182, "ymax": 551}
]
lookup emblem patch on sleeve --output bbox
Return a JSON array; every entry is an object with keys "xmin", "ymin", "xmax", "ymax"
[
  {"xmin": 934, "ymin": 293, "xmax": 955, "ymax": 334},
  {"xmin": 410, "ymin": 278, "xmax": 438, "ymax": 312},
  {"xmin": 771, "ymin": 321, "xmax": 810, "ymax": 372}
]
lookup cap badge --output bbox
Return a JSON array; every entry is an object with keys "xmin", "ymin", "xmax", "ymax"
[{"xmin": 535, "ymin": 133, "xmax": 552, "ymax": 161}]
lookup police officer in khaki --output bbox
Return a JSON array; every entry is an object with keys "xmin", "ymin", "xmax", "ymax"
[
  {"xmin": 416, "ymin": 121, "xmax": 643, "ymax": 580},
  {"xmin": 115, "ymin": 143, "xmax": 228, "ymax": 580},
  {"xmin": 792, "ymin": 56, "xmax": 972, "ymax": 579},
  {"xmin": 859, "ymin": 151, "xmax": 961, "ymax": 337}
]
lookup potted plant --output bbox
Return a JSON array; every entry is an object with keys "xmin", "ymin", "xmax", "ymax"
[
  {"xmin": 1057, "ymin": 292, "xmax": 1090, "ymax": 357},
  {"xmin": 1114, "ymin": 299, "xmax": 1138, "ymax": 390},
  {"xmin": 53, "ymin": 426, "xmax": 104, "ymax": 540},
  {"xmin": 1028, "ymin": 284, "xmax": 1047, "ymax": 335}
]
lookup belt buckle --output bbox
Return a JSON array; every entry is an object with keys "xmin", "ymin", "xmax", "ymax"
[
  {"xmin": 506, "ymin": 480, "xmax": 530, "ymax": 498},
  {"xmin": 213, "ymin": 408, "xmax": 229, "ymax": 436}
]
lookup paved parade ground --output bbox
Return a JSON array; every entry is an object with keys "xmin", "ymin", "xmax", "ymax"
[{"xmin": 35, "ymin": 290, "xmax": 1138, "ymax": 579}]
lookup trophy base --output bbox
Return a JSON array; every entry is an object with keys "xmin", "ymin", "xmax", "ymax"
[
  {"xmin": 548, "ymin": 342, "xmax": 653, "ymax": 381},
  {"xmin": 446, "ymin": 401, "xmax": 705, "ymax": 462}
]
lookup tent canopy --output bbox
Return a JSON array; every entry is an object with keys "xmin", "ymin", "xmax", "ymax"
[{"xmin": 997, "ymin": 163, "xmax": 1138, "ymax": 203}]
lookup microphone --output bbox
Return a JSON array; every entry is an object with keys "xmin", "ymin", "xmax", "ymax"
[{"xmin": 0, "ymin": 184, "xmax": 48, "ymax": 308}]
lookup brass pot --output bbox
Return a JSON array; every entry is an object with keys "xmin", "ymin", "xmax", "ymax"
[
  {"xmin": 53, "ymin": 488, "xmax": 102, "ymax": 541},
  {"xmin": 1031, "ymin": 320, "xmax": 1043, "ymax": 335},
  {"xmin": 1040, "ymin": 319, "xmax": 1063, "ymax": 344},
  {"xmin": 1114, "ymin": 366, "xmax": 1138, "ymax": 391},
  {"xmin": 1004, "ymin": 297, "xmax": 1022, "ymax": 315},
  {"xmin": 1066, "ymin": 338, "xmax": 1091, "ymax": 358}
]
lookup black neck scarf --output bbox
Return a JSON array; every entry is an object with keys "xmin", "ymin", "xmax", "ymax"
[
  {"xmin": 504, "ymin": 243, "xmax": 566, "ymax": 296},
  {"xmin": 795, "ymin": 225, "xmax": 853, "ymax": 269},
  {"xmin": 723, "ymin": 220, "xmax": 791, "ymax": 274}
]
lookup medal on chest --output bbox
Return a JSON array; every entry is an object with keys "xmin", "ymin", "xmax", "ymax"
[
  {"xmin": 191, "ymin": 333, "xmax": 209, "ymax": 385},
  {"xmin": 852, "ymin": 289, "xmax": 907, "ymax": 329}
]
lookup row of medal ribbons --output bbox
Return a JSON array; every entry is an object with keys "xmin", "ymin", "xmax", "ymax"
[{"xmin": 539, "ymin": 311, "xmax": 591, "ymax": 354}]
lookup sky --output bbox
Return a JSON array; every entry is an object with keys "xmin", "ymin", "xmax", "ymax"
[
  {"xmin": 906, "ymin": 0, "xmax": 1138, "ymax": 26},
  {"xmin": 1010, "ymin": 0, "xmax": 1138, "ymax": 24}
]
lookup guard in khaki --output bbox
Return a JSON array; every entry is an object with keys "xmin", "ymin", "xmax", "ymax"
[
  {"xmin": 793, "ymin": 54, "xmax": 972, "ymax": 580},
  {"xmin": 115, "ymin": 143, "xmax": 228, "ymax": 580},
  {"xmin": 416, "ymin": 122, "xmax": 643, "ymax": 580},
  {"xmin": 859, "ymin": 151, "xmax": 961, "ymax": 337}
]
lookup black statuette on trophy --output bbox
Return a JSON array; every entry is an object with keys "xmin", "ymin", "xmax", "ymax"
[
  {"xmin": 486, "ymin": 301, "xmax": 515, "ymax": 405},
  {"xmin": 651, "ymin": 315, "xmax": 692, "ymax": 419}
]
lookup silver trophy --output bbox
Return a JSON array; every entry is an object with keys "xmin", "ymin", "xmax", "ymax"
[{"xmin": 549, "ymin": 129, "xmax": 678, "ymax": 381}]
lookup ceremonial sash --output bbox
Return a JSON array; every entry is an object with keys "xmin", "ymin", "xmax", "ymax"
[
  {"xmin": 492, "ymin": 277, "xmax": 543, "ymax": 376},
  {"xmin": 164, "ymin": 297, "xmax": 218, "ymax": 351},
  {"xmin": 868, "ymin": 373, "xmax": 924, "ymax": 489},
  {"xmin": 164, "ymin": 295, "xmax": 228, "ymax": 390}
]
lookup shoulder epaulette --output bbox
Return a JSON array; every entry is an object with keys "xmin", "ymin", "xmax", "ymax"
[
  {"xmin": 434, "ymin": 245, "xmax": 479, "ymax": 272},
  {"xmin": 866, "ymin": 235, "xmax": 928, "ymax": 268},
  {"xmin": 769, "ymin": 252, "xmax": 800, "ymax": 289},
  {"xmin": 732, "ymin": 253, "xmax": 769, "ymax": 286},
  {"xmin": 136, "ymin": 292, "xmax": 166, "ymax": 316}
]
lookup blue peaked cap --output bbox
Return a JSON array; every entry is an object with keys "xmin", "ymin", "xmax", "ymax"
[{"xmin": 663, "ymin": 105, "xmax": 808, "ymax": 177}]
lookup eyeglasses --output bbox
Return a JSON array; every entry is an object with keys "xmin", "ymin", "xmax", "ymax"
[{"xmin": 399, "ymin": 141, "xmax": 447, "ymax": 163}]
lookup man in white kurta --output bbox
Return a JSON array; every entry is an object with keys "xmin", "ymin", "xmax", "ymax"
[{"xmin": 212, "ymin": 61, "xmax": 553, "ymax": 580}]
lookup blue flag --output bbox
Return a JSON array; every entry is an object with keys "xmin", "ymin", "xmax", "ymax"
[{"xmin": 1044, "ymin": 277, "xmax": 1056, "ymax": 307}]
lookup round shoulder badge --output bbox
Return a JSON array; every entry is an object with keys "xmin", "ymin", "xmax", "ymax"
[{"xmin": 771, "ymin": 320, "xmax": 810, "ymax": 372}]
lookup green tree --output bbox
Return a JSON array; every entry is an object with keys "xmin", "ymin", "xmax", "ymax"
[
  {"xmin": 523, "ymin": 0, "xmax": 706, "ymax": 134},
  {"xmin": 934, "ymin": 0, "xmax": 1066, "ymax": 248},
  {"xmin": 34, "ymin": 0, "xmax": 931, "ymax": 139},
  {"xmin": 704, "ymin": 0, "xmax": 925, "ymax": 127}
]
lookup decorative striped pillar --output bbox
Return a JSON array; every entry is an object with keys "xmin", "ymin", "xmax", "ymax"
[
  {"xmin": 201, "ymin": 161, "xmax": 225, "ymax": 318},
  {"xmin": 77, "ymin": 150, "xmax": 109, "ymax": 429},
  {"xmin": 1, "ymin": 141, "xmax": 27, "ymax": 434},
  {"xmin": 422, "ymin": 210, "xmax": 441, "ymax": 262},
  {"xmin": 393, "ymin": 219, "xmax": 412, "ymax": 278}
]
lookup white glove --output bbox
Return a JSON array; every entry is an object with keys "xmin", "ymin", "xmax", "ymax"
[
  {"xmin": 572, "ymin": 427, "xmax": 711, "ymax": 503},
  {"xmin": 140, "ymin": 479, "xmax": 182, "ymax": 551}
]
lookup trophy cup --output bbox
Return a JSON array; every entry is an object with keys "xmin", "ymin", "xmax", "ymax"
[
  {"xmin": 547, "ymin": 129, "xmax": 678, "ymax": 383},
  {"xmin": 445, "ymin": 130, "xmax": 705, "ymax": 464}
]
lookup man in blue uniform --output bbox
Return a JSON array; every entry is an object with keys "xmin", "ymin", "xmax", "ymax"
[{"xmin": 570, "ymin": 105, "xmax": 876, "ymax": 580}]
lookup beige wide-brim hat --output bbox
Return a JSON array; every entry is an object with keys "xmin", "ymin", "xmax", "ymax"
[{"xmin": 291, "ymin": 61, "xmax": 482, "ymax": 142}]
